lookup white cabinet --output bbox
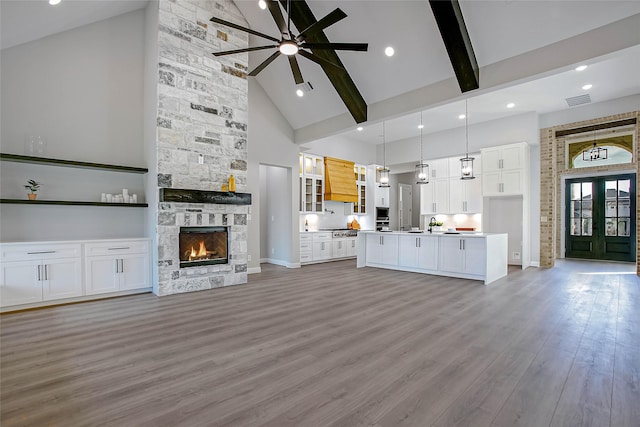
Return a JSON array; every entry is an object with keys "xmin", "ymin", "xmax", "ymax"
[
  {"xmin": 481, "ymin": 143, "xmax": 529, "ymax": 196},
  {"xmin": 346, "ymin": 237, "xmax": 357, "ymax": 257},
  {"xmin": 312, "ymin": 232, "xmax": 332, "ymax": 261},
  {"xmin": 375, "ymin": 186, "xmax": 390, "ymax": 208},
  {"xmin": 430, "ymin": 158, "xmax": 449, "ymax": 179},
  {"xmin": 0, "ymin": 243, "xmax": 82, "ymax": 307},
  {"xmin": 299, "ymin": 153, "xmax": 324, "ymax": 213},
  {"xmin": 332, "ymin": 239, "xmax": 348, "ymax": 258},
  {"xmin": 398, "ymin": 235, "xmax": 438, "ymax": 270},
  {"xmin": 449, "ymin": 176, "xmax": 483, "ymax": 213},
  {"xmin": 420, "ymin": 179, "xmax": 449, "ymax": 214},
  {"xmin": 84, "ymin": 240, "xmax": 150, "ymax": 296},
  {"xmin": 300, "ymin": 234, "xmax": 313, "ymax": 263},
  {"xmin": 365, "ymin": 233, "xmax": 398, "ymax": 265},
  {"xmin": 353, "ymin": 164, "xmax": 367, "ymax": 214},
  {"xmin": 439, "ymin": 237, "xmax": 486, "ymax": 276}
]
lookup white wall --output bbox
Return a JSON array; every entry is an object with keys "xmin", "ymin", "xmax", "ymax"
[
  {"xmin": 539, "ymin": 94, "xmax": 640, "ymax": 128},
  {"xmin": 301, "ymin": 135, "xmax": 377, "ymax": 165},
  {"xmin": 143, "ymin": 1, "xmax": 159, "ymax": 292},
  {"xmin": 0, "ymin": 10, "xmax": 147, "ymax": 242},
  {"xmin": 0, "ymin": 10, "xmax": 145, "ymax": 164},
  {"xmin": 247, "ymin": 79, "xmax": 299, "ymax": 272},
  {"xmin": 261, "ymin": 165, "xmax": 292, "ymax": 265}
]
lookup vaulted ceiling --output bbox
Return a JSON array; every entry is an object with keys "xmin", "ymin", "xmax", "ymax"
[{"xmin": 2, "ymin": 0, "xmax": 639, "ymax": 146}]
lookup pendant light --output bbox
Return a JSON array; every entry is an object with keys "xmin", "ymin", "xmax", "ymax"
[
  {"xmin": 460, "ymin": 99, "xmax": 475, "ymax": 180},
  {"xmin": 379, "ymin": 121, "xmax": 390, "ymax": 188},
  {"xmin": 415, "ymin": 111, "xmax": 429, "ymax": 184},
  {"xmin": 582, "ymin": 127, "xmax": 608, "ymax": 161}
]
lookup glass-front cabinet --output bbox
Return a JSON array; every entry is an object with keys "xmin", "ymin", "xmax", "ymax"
[
  {"xmin": 299, "ymin": 153, "xmax": 324, "ymax": 213},
  {"xmin": 353, "ymin": 164, "xmax": 366, "ymax": 214}
]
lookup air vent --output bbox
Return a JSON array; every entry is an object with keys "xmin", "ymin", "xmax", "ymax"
[{"xmin": 566, "ymin": 94, "xmax": 591, "ymax": 107}]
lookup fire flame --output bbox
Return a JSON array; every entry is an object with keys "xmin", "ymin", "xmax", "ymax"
[{"xmin": 188, "ymin": 241, "xmax": 208, "ymax": 260}]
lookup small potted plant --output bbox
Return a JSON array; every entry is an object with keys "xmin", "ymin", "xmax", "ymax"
[{"xmin": 24, "ymin": 179, "xmax": 41, "ymax": 200}]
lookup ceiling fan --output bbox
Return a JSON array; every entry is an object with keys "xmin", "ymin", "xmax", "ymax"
[{"xmin": 210, "ymin": 0, "xmax": 368, "ymax": 85}]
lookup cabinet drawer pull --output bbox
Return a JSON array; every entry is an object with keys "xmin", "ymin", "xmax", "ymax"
[
  {"xmin": 108, "ymin": 247, "xmax": 130, "ymax": 250},
  {"xmin": 37, "ymin": 265, "xmax": 41, "ymax": 281},
  {"xmin": 44, "ymin": 264, "xmax": 48, "ymax": 280},
  {"xmin": 28, "ymin": 250, "xmax": 56, "ymax": 255}
]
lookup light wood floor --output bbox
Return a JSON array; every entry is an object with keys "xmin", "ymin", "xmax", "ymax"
[{"xmin": 1, "ymin": 260, "xmax": 639, "ymax": 426}]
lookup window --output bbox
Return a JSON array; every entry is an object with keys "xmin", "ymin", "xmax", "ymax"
[{"xmin": 566, "ymin": 133, "xmax": 633, "ymax": 169}]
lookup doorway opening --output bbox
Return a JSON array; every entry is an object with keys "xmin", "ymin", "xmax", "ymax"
[{"xmin": 565, "ymin": 173, "xmax": 636, "ymax": 262}]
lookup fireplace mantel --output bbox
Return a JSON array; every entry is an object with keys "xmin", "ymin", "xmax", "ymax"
[{"xmin": 159, "ymin": 188, "xmax": 252, "ymax": 205}]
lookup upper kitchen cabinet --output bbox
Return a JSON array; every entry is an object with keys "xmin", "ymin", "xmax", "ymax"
[
  {"xmin": 420, "ymin": 178, "xmax": 449, "ymax": 215},
  {"xmin": 481, "ymin": 143, "xmax": 530, "ymax": 197},
  {"xmin": 449, "ymin": 156, "xmax": 482, "ymax": 213},
  {"xmin": 430, "ymin": 158, "xmax": 449, "ymax": 179},
  {"xmin": 353, "ymin": 164, "xmax": 367, "ymax": 214},
  {"xmin": 372, "ymin": 165, "xmax": 390, "ymax": 208},
  {"xmin": 299, "ymin": 154, "xmax": 324, "ymax": 213}
]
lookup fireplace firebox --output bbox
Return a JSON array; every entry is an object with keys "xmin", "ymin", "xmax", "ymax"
[{"xmin": 179, "ymin": 226, "xmax": 228, "ymax": 268}]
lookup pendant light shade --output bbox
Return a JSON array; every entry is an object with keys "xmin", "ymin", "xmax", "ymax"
[
  {"xmin": 415, "ymin": 111, "xmax": 429, "ymax": 184},
  {"xmin": 379, "ymin": 121, "xmax": 390, "ymax": 188},
  {"xmin": 582, "ymin": 128, "xmax": 608, "ymax": 161},
  {"xmin": 460, "ymin": 99, "xmax": 476, "ymax": 180}
]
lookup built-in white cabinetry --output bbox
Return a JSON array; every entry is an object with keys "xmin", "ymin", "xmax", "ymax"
[
  {"xmin": 365, "ymin": 233, "xmax": 398, "ymax": 265},
  {"xmin": 84, "ymin": 240, "xmax": 150, "ymax": 295},
  {"xmin": 430, "ymin": 158, "xmax": 449, "ymax": 179},
  {"xmin": 481, "ymin": 143, "xmax": 529, "ymax": 196},
  {"xmin": 346, "ymin": 237, "xmax": 357, "ymax": 257},
  {"xmin": 0, "ymin": 239, "xmax": 151, "ymax": 311},
  {"xmin": 0, "ymin": 243, "xmax": 82, "ymax": 306},
  {"xmin": 332, "ymin": 239, "xmax": 347, "ymax": 258},
  {"xmin": 420, "ymin": 179, "xmax": 449, "ymax": 214},
  {"xmin": 299, "ymin": 153, "xmax": 324, "ymax": 213},
  {"xmin": 300, "ymin": 234, "xmax": 312, "ymax": 263},
  {"xmin": 439, "ymin": 237, "xmax": 486, "ymax": 276},
  {"xmin": 398, "ymin": 235, "xmax": 438, "ymax": 270},
  {"xmin": 312, "ymin": 232, "xmax": 332, "ymax": 261},
  {"xmin": 449, "ymin": 176, "xmax": 483, "ymax": 213},
  {"xmin": 372, "ymin": 165, "xmax": 390, "ymax": 208},
  {"xmin": 353, "ymin": 164, "xmax": 367, "ymax": 214}
]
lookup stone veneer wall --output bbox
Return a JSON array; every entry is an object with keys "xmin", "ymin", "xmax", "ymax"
[
  {"xmin": 155, "ymin": 0, "xmax": 250, "ymax": 295},
  {"xmin": 539, "ymin": 111, "xmax": 640, "ymax": 274}
]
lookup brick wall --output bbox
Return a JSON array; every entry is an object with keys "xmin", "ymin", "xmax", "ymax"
[{"xmin": 539, "ymin": 111, "xmax": 639, "ymax": 273}]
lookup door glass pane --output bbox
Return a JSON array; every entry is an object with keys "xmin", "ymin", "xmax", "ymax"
[
  {"xmin": 570, "ymin": 181, "xmax": 593, "ymax": 236},
  {"xmin": 618, "ymin": 218, "xmax": 630, "ymax": 236}
]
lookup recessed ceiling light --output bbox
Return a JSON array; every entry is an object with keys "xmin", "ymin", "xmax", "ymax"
[
  {"xmin": 384, "ymin": 46, "xmax": 395, "ymax": 57},
  {"xmin": 258, "ymin": 0, "xmax": 267, "ymax": 10},
  {"xmin": 296, "ymin": 89, "xmax": 304, "ymax": 97},
  {"xmin": 582, "ymin": 84, "xmax": 593, "ymax": 90},
  {"xmin": 506, "ymin": 102, "xmax": 515, "ymax": 109},
  {"xmin": 458, "ymin": 114, "xmax": 466, "ymax": 120},
  {"xmin": 418, "ymin": 124, "xmax": 424, "ymax": 129},
  {"xmin": 356, "ymin": 126, "xmax": 363, "ymax": 131},
  {"xmin": 49, "ymin": 0, "xmax": 61, "ymax": 4},
  {"xmin": 575, "ymin": 65, "xmax": 588, "ymax": 71}
]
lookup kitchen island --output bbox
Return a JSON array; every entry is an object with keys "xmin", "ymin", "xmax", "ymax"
[{"xmin": 356, "ymin": 231, "xmax": 508, "ymax": 284}]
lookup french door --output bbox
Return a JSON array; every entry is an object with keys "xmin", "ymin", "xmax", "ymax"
[{"xmin": 566, "ymin": 174, "xmax": 636, "ymax": 262}]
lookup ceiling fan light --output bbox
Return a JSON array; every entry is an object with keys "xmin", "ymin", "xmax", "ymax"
[{"xmin": 279, "ymin": 41, "xmax": 299, "ymax": 56}]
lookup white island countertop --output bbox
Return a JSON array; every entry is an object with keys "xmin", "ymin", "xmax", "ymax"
[{"xmin": 359, "ymin": 230, "xmax": 497, "ymax": 237}]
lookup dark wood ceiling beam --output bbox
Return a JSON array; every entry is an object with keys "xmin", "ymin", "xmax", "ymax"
[
  {"xmin": 429, "ymin": 0, "xmax": 479, "ymax": 93},
  {"xmin": 280, "ymin": 0, "xmax": 367, "ymax": 124}
]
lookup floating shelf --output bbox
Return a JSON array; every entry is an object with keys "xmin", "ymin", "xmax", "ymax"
[
  {"xmin": 0, "ymin": 153, "xmax": 148, "ymax": 173},
  {"xmin": 0, "ymin": 199, "xmax": 148, "ymax": 207},
  {"xmin": 159, "ymin": 188, "xmax": 252, "ymax": 205}
]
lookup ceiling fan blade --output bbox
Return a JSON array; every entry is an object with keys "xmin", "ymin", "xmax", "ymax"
[
  {"xmin": 296, "ymin": 8, "xmax": 347, "ymax": 41},
  {"xmin": 301, "ymin": 43, "xmax": 368, "ymax": 52},
  {"xmin": 288, "ymin": 56, "xmax": 304, "ymax": 85},
  {"xmin": 248, "ymin": 51, "xmax": 281, "ymax": 76},
  {"xmin": 298, "ymin": 50, "xmax": 344, "ymax": 72},
  {"xmin": 213, "ymin": 45, "xmax": 278, "ymax": 56},
  {"xmin": 210, "ymin": 16, "xmax": 280, "ymax": 43},
  {"xmin": 266, "ymin": 0, "xmax": 288, "ymax": 37}
]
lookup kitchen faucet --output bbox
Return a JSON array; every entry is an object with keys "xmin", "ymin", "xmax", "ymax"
[{"xmin": 428, "ymin": 216, "xmax": 436, "ymax": 233}]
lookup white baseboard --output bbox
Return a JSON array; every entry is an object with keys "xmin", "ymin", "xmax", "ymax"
[
  {"xmin": 530, "ymin": 261, "xmax": 540, "ymax": 267},
  {"xmin": 261, "ymin": 258, "xmax": 300, "ymax": 269},
  {"xmin": 247, "ymin": 267, "xmax": 262, "ymax": 274}
]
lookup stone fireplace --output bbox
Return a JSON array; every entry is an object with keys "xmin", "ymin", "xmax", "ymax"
[{"xmin": 154, "ymin": 0, "xmax": 250, "ymax": 295}]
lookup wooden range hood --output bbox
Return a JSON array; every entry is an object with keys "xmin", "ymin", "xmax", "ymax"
[{"xmin": 324, "ymin": 157, "xmax": 358, "ymax": 203}]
